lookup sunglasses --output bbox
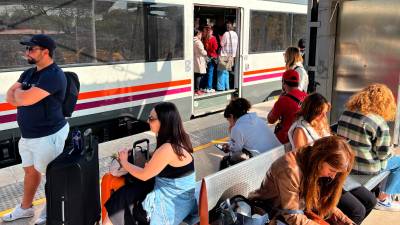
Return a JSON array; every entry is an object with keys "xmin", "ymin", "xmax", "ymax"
[
  {"xmin": 148, "ymin": 115, "xmax": 158, "ymax": 121},
  {"xmin": 25, "ymin": 46, "xmax": 44, "ymax": 52}
]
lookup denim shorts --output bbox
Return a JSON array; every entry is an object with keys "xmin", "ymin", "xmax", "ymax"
[{"xmin": 19, "ymin": 123, "xmax": 69, "ymax": 174}]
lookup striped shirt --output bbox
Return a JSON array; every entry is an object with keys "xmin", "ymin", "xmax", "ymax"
[{"xmin": 337, "ymin": 110, "xmax": 392, "ymax": 174}]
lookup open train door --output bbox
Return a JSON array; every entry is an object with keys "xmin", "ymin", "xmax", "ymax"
[{"xmin": 192, "ymin": 5, "xmax": 242, "ymax": 116}]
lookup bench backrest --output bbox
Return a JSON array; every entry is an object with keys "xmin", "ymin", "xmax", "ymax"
[{"xmin": 199, "ymin": 145, "xmax": 285, "ymax": 225}]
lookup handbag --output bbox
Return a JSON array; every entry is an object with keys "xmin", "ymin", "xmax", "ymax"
[
  {"xmin": 219, "ymin": 195, "xmax": 270, "ymax": 225},
  {"xmin": 218, "ymin": 31, "xmax": 235, "ymax": 71}
]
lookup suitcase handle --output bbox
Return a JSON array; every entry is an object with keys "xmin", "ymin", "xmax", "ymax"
[
  {"xmin": 132, "ymin": 139, "xmax": 150, "ymax": 154},
  {"xmin": 83, "ymin": 128, "xmax": 96, "ymax": 161}
]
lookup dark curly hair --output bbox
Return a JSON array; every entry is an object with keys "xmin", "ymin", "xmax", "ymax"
[{"xmin": 223, "ymin": 98, "xmax": 251, "ymax": 120}]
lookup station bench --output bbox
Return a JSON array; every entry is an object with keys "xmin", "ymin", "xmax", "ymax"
[{"xmin": 197, "ymin": 145, "xmax": 286, "ymax": 225}]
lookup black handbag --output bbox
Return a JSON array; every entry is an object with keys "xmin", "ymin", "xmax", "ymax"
[{"xmin": 219, "ymin": 195, "xmax": 270, "ymax": 225}]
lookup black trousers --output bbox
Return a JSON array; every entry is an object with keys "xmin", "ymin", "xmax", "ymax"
[
  {"xmin": 337, "ymin": 186, "xmax": 377, "ymax": 225},
  {"xmin": 194, "ymin": 73, "xmax": 205, "ymax": 91},
  {"xmin": 105, "ymin": 178, "xmax": 154, "ymax": 225}
]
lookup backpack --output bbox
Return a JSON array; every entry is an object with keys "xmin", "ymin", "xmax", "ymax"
[{"xmin": 63, "ymin": 71, "xmax": 80, "ymax": 117}]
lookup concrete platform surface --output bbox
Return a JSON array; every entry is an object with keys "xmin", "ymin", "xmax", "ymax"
[{"xmin": 0, "ymin": 100, "xmax": 399, "ymax": 225}]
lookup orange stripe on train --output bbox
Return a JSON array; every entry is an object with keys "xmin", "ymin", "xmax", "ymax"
[
  {"xmin": 243, "ymin": 66, "xmax": 285, "ymax": 76},
  {"xmin": 0, "ymin": 79, "xmax": 191, "ymax": 112}
]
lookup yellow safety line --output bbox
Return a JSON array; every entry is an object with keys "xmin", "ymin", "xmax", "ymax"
[
  {"xmin": 0, "ymin": 198, "xmax": 46, "ymax": 217},
  {"xmin": 0, "ymin": 137, "xmax": 228, "ymax": 216},
  {"xmin": 193, "ymin": 137, "xmax": 229, "ymax": 152}
]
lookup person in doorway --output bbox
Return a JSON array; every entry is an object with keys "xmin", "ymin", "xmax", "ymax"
[
  {"xmin": 268, "ymin": 69, "xmax": 307, "ymax": 144},
  {"xmin": 249, "ymin": 136, "xmax": 355, "ymax": 225},
  {"xmin": 193, "ymin": 28, "xmax": 207, "ymax": 96},
  {"xmin": 103, "ymin": 102, "xmax": 197, "ymax": 225},
  {"xmin": 216, "ymin": 20, "xmax": 238, "ymax": 91},
  {"xmin": 288, "ymin": 93, "xmax": 377, "ymax": 224},
  {"xmin": 2, "ymin": 34, "xmax": 69, "ymax": 225},
  {"xmin": 202, "ymin": 25, "xmax": 218, "ymax": 93},
  {"xmin": 337, "ymin": 83, "xmax": 400, "ymax": 211},
  {"xmin": 284, "ymin": 46, "xmax": 309, "ymax": 93},
  {"xmin": 219, "ymin": 98, "xmax": 281, "ymax": 169}
]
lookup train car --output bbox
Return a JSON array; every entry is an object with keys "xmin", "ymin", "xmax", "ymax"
[{"xmin": 0, "ymin": 0, "xmax": 307, "ymax": 168}]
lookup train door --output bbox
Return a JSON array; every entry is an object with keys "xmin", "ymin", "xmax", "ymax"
[{"xmin": 192, "ymin": 5, "xmax": 242, "ymax": 116}]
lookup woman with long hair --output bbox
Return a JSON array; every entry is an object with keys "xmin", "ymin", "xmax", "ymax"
[
  {"xmin": 288, "ymin": 93, "xmax": 331, "ymax": 150},
  {"xmin": 249, "ymin": 136, "xmax": 355, "ymax": 225},
  {"xmin": 193, "ymin": 28, "xmax": 207, "ymax": 95},
  {"xmin": 337, "ymin": 83, "xmax": 400, "ymax": 211},
  {"xmin": 284, "ymin": 46, "xmax": 309, "ymax": 93},
  {"xmin": 103, "ymin": 102, "xmax": 197, "ymax": 225},
  {"xmin": 288, "ymin": 93, "xmax": 376, "ymax": 224}
]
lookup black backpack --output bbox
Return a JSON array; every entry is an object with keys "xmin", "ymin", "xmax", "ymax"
[{"xmin": 63, "ymin": 71, "xmax": 80, "ymax": 117}]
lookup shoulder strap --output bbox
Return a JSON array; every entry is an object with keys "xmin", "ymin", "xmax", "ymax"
[
  {"xmin": 293, "ymin": 65, "xmax": 300, "ymax": 71},
  {"xmin": 284, "ymin": 93, "xmax": 302, "ymax": 106}
]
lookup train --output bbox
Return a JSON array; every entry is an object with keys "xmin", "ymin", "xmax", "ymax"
[{"xmin": 0, "ymin": 0, "xmax": 307, "ymax": 168}]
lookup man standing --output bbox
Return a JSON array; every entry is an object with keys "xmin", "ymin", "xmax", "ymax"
[
  {"xmin": 268, "ymin": 69, "xmax": 307, "ymax": 144},
  {"xmin": 2, "ymin": 34, "xmax": 69, "ymax": 224}
]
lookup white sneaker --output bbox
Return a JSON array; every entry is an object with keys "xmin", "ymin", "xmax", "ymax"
[
  {"xmin": 34, "ymin": 205, "xmax": 46, "ymax": 225},
  {"xmin": 375, "ymin": 197, "xmax": 400, "ymax": 211},
  {"xmin": 1, "ymin": 204, "xmax": 34, "ymax": 222}
]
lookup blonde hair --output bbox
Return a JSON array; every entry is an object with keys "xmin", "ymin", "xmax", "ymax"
[
  {"xmin": 346, "ymin": 83, "xmax": 396, "ymax": 121},
  {"xmin": 284, "ymin": 46, "xmax": 303, "ymax": 70}
]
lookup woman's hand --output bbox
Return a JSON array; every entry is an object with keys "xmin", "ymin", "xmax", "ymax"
[
  {"xmin": 118, "ymin": 147, "xmax": 130, "ymax": 168},
  {"xmin": 222, "ymin": 143, "xmax": 230, "ymax": 153}
]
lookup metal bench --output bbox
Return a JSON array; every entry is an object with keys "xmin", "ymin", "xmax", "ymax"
[{"xmin": 198, "ymin": 146, "xmax": 285, "ymax": 225}]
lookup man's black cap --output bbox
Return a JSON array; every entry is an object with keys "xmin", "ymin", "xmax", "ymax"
[{"xmin": 20, "ymin": 34, "xmax": 56, "ymax": 52}]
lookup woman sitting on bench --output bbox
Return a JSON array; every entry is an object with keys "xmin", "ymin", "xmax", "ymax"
[
  {"xmin": 337, "ymin": 83, "xmax": 400, "ymax": 211},
  {"xmin": 288, "ymin": 93, "xmax": 376, "ymax": 224},
  {"xmin": 103, "ymin": 102, "xmax": 197, "ymax": 225},
  {"xmin": 219, "ymin": 97, "xmax": 281, "ymax": 169},
  {"xmin": 249, "ymin": 136, "xmax": 355, "ymax": 225}
]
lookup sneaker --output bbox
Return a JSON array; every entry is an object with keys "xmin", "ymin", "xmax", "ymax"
[
  {"xmin": 375, "ymin": 197, "xmax": 400, "ymax": 211},
  {"xmin": 1, "ymin": 204, "xmax": 34, "ymax": 222},
  {"xmin": 206, "ymin": 89, "xmax": 215, "ymax": 93},
  {"xmin": 34, "ymin": 205, "xmax": 46, "ymax": 225}
]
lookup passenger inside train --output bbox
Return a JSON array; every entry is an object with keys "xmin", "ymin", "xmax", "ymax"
[{"xmin": 193, "ymin": 6, "xmax": 240, "ymax": 96}]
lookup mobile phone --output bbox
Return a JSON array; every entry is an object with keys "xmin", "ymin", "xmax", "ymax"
[{"xmin": 215, "ymin": 144, "xmax": 224, "ymax": 151}]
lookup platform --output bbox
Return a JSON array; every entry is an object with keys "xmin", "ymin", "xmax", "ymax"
[{"xmin": 0, "ymin": 100, "xmax": 398, "ymax": 225}]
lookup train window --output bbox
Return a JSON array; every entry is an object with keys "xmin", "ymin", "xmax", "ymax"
[
  {"xmin": 291, "ymin": 14, "xmax": 307, "ymax": 47},
  {"xmin": 147, "ymin": 4, "xmax": 184, "ymax": 61},
  {"xmin": 249, "ymin": 10, "xmax": 307, "ymax": 53},
  {"xmin": 249, "ymin": 11, "xmax": 291, "ymax": 53},
  {"xmin": 0, "ymin": 0, "xmax": 183, "ymax": 70}
]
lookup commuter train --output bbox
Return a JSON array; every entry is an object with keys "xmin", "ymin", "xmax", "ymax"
[{"xmin": 0, "ymin": 0, "xmax": 307, "ymax": 168}]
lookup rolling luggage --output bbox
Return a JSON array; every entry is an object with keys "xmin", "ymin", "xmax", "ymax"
[{"xmin": 46, "ymin": 129, "xmax": 101, "ymax": 225}]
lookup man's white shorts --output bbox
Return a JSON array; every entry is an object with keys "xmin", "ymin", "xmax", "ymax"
[{"xmin": 19, "ymin": 123, "xmax": 69, "ymax": 174}]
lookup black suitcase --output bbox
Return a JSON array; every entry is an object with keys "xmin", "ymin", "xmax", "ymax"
[
  {"xmin": 125, "ymin": 138, "xmax": 150, "ymax": 184},
  {"xmin": 46, "ymin": 129, "xmax": 101, "ymax": 225}
]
